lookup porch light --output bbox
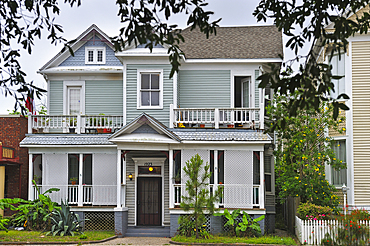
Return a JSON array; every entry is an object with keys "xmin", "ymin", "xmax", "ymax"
[
  {"xmin": 128, "ymin": 173, "xmax": 133, "ymax": 181},
  {"xmin": 149, "ymin": 167, "xmax": 153, "ymax": 172}
]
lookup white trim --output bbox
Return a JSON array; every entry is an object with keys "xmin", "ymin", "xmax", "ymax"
[
  {"xmin": 39, "ymin": 66, "xmax": 123, "ymax": 74},
  {"xmin": 136, "ymin": 69, "xmax": 164, "ymax": 109},
  {"xmin": 21, "ymin": 145, "xmax": 116, "ymax": 148},
  {"xmin": 183, "ymin": 58, "xmax": 283, "ymax": 63},
  {"xmin": 180, "ymin": 140, "xmax": 271, "ymax": 145},
  {"xmin": 28, "ymin": 153, "xmax": 33, "ymax": 200},
  {"xmin": 132, "ymin": 157, "xmax": 166, "ymax": 226},
  {"xmin": 63, "ymin": 81, "xmax": 85, "ymax": 115},
  {"xmin": 173, "ymin": 72, "xmax": 178, "ymax": 107},
  {"xmin": 347, "ymin": 40, "xmax": 354, "ymax": 206},
  {"xmin": 85, "ymin": 46, "xmax": 106, "ymax": 64},
  {"xmin": 116, "ymin": 150, "xmax": 122, "ymax": 208},
  {"xmin": 169, "ymin": 209, "xmax": 266, "ymax": 215}
]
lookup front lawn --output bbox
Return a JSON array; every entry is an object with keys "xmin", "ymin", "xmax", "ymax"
[
  {"xmin": 0, "ymin": 230, "xmax": 115, "ymax": 243},
  {"xmin": 171, "ymin": 235, "xmax": 297, "ymax": 245}
]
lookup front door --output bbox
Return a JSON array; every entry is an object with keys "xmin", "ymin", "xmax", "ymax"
[{"xmin": 137, "ymin": 177, "xmax": 162, "ymax": 226}]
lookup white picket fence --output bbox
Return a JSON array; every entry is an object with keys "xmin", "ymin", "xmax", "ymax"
[{"xmin": 295, "ymin": 216, "xmax": 370, "ymax": 245}]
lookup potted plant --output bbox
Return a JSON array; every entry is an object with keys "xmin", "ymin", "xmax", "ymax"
[
  {"xmin": 173, "ymin": 171, "xmax": 181, "ymax": 184},
  {"xmin": 68, "ymin": 118, "xmax": 77, "ymax": 133},
  {"xmin": 70, "ymin": 177, "xmax": 78, "ymax": 185}
]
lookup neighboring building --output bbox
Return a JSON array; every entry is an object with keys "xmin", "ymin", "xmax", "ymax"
[
  {"xmin": 320, "ymin": 6, "xmax": 370, "ymax": 210},
  {"xmin": 20, "ymin": 24, "xmax": 283, "ymax": 236},
  {"xmin": 0, "ymin": 115, "xmax": 29, "ymax": 216}
]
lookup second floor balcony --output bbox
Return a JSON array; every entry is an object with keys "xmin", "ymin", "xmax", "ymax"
[{"xmin": 29, "ymin": 104, "xmax": 264, "ymax": 134}]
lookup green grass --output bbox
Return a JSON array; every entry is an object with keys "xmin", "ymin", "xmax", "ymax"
[
  {"xmin": 0, "ymin": 230, "xmax": 115, "ymax": 242},
  {"xmin": 171, "ymin": 235, "xmax": 297, "ymax": 245}
]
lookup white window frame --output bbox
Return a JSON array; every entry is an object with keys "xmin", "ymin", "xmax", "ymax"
[
  {"xmin": 137, "ymin": 69, "xmax": 163, "ymax": 109},
  {"xmin": 85, "ymin": 46, "xmax": 106, "ymax": 64},
  {"xmin": 330, "ymin": 137, "xmax": 347, "ymax": 188},
  {"xmin": 63, "ymin": 81, "xmax": 85, "ymax": 115},
  {"xmin": 328, "ymin": 52, "xmax": 345, "ymax": 99}
]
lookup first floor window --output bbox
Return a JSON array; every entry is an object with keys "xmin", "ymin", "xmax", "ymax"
[
  {"xmin": 264, "ymin": 154, "xmax": 272, "ymax": 192},
  {"xmin": 138, "ymin": 71, "xmax": 162, "ymax": 108},
  {"xmin": 331, "ymin": 140, "xmax": 347, "ymax": 186}
]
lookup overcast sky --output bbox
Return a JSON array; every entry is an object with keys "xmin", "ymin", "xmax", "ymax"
[{"xmin": 0, "ymin": 0, "xmax": 289, "ymax": 114}]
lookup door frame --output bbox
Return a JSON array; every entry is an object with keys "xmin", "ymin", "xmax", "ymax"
[
  {"xmin": 132, "ymin": 157, "xmax": 166, "ymax": 226},
  {"xmin": 137, "ymin": 177, "xmax": 162, "ymax": 226}
]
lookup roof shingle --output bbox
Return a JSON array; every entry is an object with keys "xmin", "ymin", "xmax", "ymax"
[{"xmin": 178, "ymin": 25, "xmax": 283, "ymax": 59}]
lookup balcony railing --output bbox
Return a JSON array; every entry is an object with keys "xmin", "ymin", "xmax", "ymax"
[
  {"xmin": 172, "ymin": 184, "xmax": 262, "ymax": 208},
  {"xmin": 170, "ymin": 104, "xmax": 264, "ymax": 129},
  {"xmin": 28, "ymin": 115, "xmax": 124, "ymax": 134},
  {"xmin": 32, "ymin": 185, "xmax": 116, "ymax": 205}
]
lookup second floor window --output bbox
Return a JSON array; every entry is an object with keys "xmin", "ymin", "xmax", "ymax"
[
  {"xmin": 329, "ymin": 53, "xmax": 345, "ymax": 99},
  {"xmin": 137, "ymin": 71, "xmax": 163, "ymax": 109},
  {"xmin": 85, "ymin": 47, "xmax": 106, "ymax": 64}
]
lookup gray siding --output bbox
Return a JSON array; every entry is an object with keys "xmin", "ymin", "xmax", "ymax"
[
  {"xmin": 178, "ymin": 70, "xmax": 231, "ymax": 108},
  {"xmin": 85, "ymin": 80, "xmax": 123, "ymax": 115},
  {"xmin": 49, "ymin": 81, "xmax": 63, "ymax": 115},
  {"xmin": 60, "ymin": 35, "xmax": 121, "ymax": 66},
  {"xmin": 125, "ymin": 151, "xmax": 170, "ymax": 226},
  {"xmin": 126, "ymin": 64, "xmax": 173, "ymax": 126}
]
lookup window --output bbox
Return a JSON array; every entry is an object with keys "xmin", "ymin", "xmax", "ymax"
[
  {"xmin": 329, "ymin": 53, "xmax": 345, "ymax": 99},
  {"xmin": 137, "ymin": 70, "xmax": 163, "ymax": 109},
  {"xmin": 253, "ymin": 151, "xmax": 260, "ymax": 185},
  {"xmin": 85, "ymin": 47, "xmax": 106, "ymax": 64},
  {"xmin": 331, "ymin": 140, "xmax": 347, "ymax": 186},
  {"xmin": 63, "ymin": 81, "xmax": 85, "ymax": 115},
  {"xmin": 264, "ymin": 154, "xmax": 272, "ymax": 192}
]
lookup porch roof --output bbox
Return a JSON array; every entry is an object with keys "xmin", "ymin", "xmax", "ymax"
[
  {"xmin": 20, "ymin": 135, "xmax": 114, "ymax": 146},
  {"xmin": 171, "ymin": 129, "xmax": 272, "ymax": 142}
]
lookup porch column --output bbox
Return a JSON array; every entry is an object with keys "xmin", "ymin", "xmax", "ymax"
[
  {"xmin": 28, "ymin": 153, "xmax": 33, "ymax": 200},
  {"xmin": 259, "ymin": 151, "xmax": 265, "ymax": 209},
  {"xmin": 259, "ymin": 88, "xmax": 265, "ymax": 129},
  {"xmin": 0, "ymin": 165, "xmax": 5, "ymax": 216},
  {"xmin": 169, "ymin": 149, "xmax": 174, "ymax": 208},
  {"xmin": 78, "ymin": 154, "xmax": 83, "ymax": 206},
  {"xmin": 214, "ymin": 150, "xmax": 218, "ymax": 207},
  {"xmin": 116, "ymin": 150, "xmax": 121, "ymax": 208}
]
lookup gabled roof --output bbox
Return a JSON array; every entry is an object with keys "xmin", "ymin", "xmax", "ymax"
[
  {"xmin": 109, "ymin": 113, "xmax": 181, "ymax": 143},
  {"xmin": 39, "ymin": 24, "xmax": 115, "ymax": 72},
  {"xmin": 178, "ymin": 25, "xmax": 283, "ymax": 59}
]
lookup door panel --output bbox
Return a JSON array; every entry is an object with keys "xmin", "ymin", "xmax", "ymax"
[{"xmin": 137, "ymin": 177, "xmax": 162, "ymax": 226}]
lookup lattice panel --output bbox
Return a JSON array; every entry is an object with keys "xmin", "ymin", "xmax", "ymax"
[
  {"xmin": 224, "ymin": 150, "xmax": 253, "ymax": 208},
  {"xmin": 222, "ymin": 214, "xmax": 243, "ymax": 232},
  {"xmin": 44, "ymin": 153, "xmax": 68, "ymax": 203},
  {"xmin": 224, "ymin": 150, "xmax": 253, "ymax": 184},
  {"xmin": 181, "ymin": 214, "xmax": 211, "ymax": 232},
  {"xmin": 181, "ymin": 149, "xmax": 209, "ymax": 182},
  {"xmin": 93, "ymin": 153, "xmax": 117, "ymax": 205},
  {"xmin": 84, "ymin": 212, "xmax": 115, "ymax": 231},
  {"xmin": 93, "ymin": 153, "xmax": 117, "ymax": 185}
]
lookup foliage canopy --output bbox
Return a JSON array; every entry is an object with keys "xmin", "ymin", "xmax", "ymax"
[{"xmin": 269, "ymin": 92, "xmax": 346, "ymax": 208}]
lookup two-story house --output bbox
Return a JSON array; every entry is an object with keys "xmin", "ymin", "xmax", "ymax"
[
  {"xmin": 318, "ymin": 5, "xmax": 370, "ymax": 212},
  {"xmin": 20, "ymin": 24, "xmax": 283, "ymax": 236}
]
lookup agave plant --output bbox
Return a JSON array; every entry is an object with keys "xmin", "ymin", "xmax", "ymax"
[{"xmin": 47, "ymin": 199, "xmax": 85, "ymax": 236}]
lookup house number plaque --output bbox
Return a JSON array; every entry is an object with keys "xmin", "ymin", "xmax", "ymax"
[{"xmin": 144, "ymin": 162, "xmax": 153, "ymax": 166}]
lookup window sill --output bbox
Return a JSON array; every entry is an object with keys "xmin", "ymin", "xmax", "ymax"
[{"xmin": 137, "ymin": 106, "xmax": 163, "ymax": 110}]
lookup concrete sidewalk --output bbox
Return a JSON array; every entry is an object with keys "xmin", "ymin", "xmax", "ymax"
[{"xmin": 83, "ymin": 237, "xmax": 171, "ymax": 246}]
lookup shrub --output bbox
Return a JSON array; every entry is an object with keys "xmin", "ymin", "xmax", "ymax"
[
  {"xmin": 297, "ymin": 202, "xmax": 333, "ymax": 220},
  {"xmin": 215, "ymin": 209, "xmax": 240, "ymax": 236},
  {"xmin": 47, "ymin": 199, "xmax": 85, "ymax": 236},
  {"xmin": 177, "ymin": 215, "xmax": 195, "ymax": 237},
  {"xmin": 349, "ymin": 208, "xmax": 370, "ymax": 221},
  {"xmin": 236, "ymin": 212, "xmax": 264, "ymax": 237}
]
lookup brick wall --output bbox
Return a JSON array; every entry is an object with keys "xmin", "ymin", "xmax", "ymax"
[{"xmin": 0, "ymin": 115, "xmax": 29, "ymax": 215}]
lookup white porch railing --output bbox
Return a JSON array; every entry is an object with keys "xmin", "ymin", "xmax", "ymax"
[
  {"xmin": 172, "ymin": 184, "xmax": 261, "ymax": 208},
  {"xmin": 32, "ymin": 185, "xmax": 116, "ymax": 205},
  {"xmin": 28, "ymin": 115, "xmax": 124, "ymax": 134},
  {"xmin": 295, "ymin": 216, "xmax": 370, "ymax": 245},
  {"xmin": 170, "ymin": 104, "xmax": 264, "ymax": 129}
]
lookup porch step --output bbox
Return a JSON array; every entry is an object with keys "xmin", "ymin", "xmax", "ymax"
[{"xmin": 125, "ymin": 226, "xmax": 170, "ymax": 237}]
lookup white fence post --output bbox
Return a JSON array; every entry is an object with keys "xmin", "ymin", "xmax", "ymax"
[{"xmin": 76, "ymin": 115, "xmax": 81, "ymax": 134}]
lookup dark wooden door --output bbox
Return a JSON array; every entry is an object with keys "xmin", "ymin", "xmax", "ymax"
[{"xmin": 137, "ymin": 177, "xmax": 162, "ymax": 226}]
